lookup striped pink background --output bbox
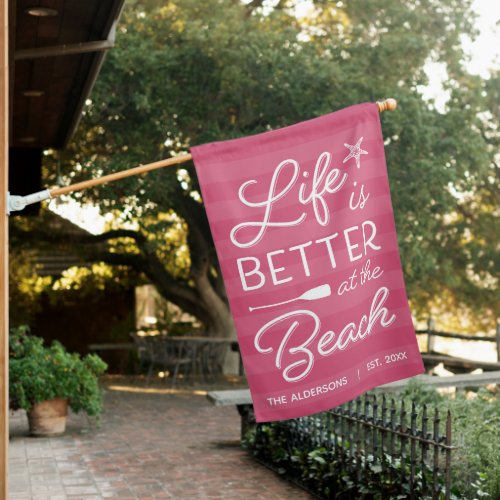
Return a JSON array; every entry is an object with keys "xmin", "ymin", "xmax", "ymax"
[{"xmin": 192, "ymin": 103, "xmax": 424, "ymax": 422}]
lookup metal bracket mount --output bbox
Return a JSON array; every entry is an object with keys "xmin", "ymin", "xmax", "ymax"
[{"xmin": 7, "ymin": 189, "xmax": 52, "ymax": 215}]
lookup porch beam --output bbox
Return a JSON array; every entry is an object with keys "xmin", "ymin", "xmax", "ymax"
[{"xmin": 0, "ymin": 0, "xmax": 10, "ymax": 496}]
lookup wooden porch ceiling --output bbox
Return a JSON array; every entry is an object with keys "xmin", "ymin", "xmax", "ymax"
[{"xmin": 10, "ymin": 0, "xmax": 125, "ymax": 149}]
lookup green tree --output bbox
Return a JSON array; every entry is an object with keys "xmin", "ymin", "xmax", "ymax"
[{"xmin": 43, "ymin": 0, "xmax": 498, "ymax": 335}]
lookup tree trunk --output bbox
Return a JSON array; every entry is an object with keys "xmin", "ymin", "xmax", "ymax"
[{"xmin": 194, "ymin": 272, "xmax": 235, "ymax": 338}]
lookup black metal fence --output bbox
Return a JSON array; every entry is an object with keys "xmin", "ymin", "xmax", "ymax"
[{"xmin": 248, "ymin": 394, "xmax": 453, "ymax": 499}]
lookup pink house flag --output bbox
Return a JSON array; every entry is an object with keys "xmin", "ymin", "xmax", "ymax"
[{"xmin": 191, "ymin": 103, "xmax": 424, "ymax": 422}]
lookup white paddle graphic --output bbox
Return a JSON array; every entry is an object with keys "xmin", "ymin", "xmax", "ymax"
[{"xmin": 248, "ymin": 284, "xmax": 332, "ymax": 312}]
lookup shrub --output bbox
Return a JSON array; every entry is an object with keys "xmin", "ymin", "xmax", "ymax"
[
  {"xmin": 245, "ymin": 382, "xmax": 499, "ymax": 498},
  {"xmin": 9, "ymin": 326, "xmax": 108, "ymax": 418},
  {"xmin": 402, "ymin": 381, "xmax": 499, "ymax": 499}
]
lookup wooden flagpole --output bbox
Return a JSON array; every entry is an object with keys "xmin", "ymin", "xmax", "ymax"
[
  {"xmin": 50, "ymin": 98, "xmax": 397, "ymax": 199},
  {"xmin": 51, "ymin": 154, "xmax": 194, "ymax": 197}
]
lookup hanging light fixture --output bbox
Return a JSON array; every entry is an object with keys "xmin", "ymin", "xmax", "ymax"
[
  {"xmin": 18, "ymin": 137, "xmax": 36, "ymax": 143},
  {"xmin": 22, "ymin": 90, "xmax": 45, "ymax": 97},
  {"xmin": 25, "ymin": 7, "xmax": 58, "ymax": 17}
]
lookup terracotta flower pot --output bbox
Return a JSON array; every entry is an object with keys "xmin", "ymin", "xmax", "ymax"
[{"xmin": 27, "ymin": 397, "xmax": 69, "ymax": 436}]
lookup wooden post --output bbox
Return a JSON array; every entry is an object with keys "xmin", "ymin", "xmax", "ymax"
[
  {"xmin": 0, "ymin": 0, "xmax": 9, "ymax": 496},
  {"xmin": 426, "ymin": 318, "xmax": 436, "ymax": 353},
  {"xmin": 496, "ymin": 322, "xmax": 500, "ymax": 363}
]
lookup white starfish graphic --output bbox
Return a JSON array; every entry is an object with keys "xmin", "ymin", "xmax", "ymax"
[{"xmin": 343, "ymin": 137, "xmax": 368, "ymax": 169}]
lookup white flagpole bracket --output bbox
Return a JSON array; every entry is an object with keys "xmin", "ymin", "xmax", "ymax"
[{"xmin": 7, "ymin": 189, "xmax": 52, "ymax": 215}]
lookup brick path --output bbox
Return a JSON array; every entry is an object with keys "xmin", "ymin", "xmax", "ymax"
[{"xmin": 9, "ymin": 379, "xmax": 311, "ymax": 499}]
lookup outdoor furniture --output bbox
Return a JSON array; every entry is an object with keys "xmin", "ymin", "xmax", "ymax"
[
  {"xmin": 166, "ymin": 335, "xmax": 238, "ymax": 380},
  {"xmin": 130, "ymin": 333, "xmax": 192, "ymax": 386},
  {"xmin": 131, "ymin": 332, "xmax": 240, "ymax": 382}
]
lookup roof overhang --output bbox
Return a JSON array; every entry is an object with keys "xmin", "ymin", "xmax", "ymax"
[{"xmin": 10, "ymin": 0, "xmax": 125, "ymax": 150}]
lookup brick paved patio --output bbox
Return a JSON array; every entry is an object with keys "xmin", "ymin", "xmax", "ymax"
[{"xmin": 9, "ymin": 378, "xmax": 310, "ymax": 499}]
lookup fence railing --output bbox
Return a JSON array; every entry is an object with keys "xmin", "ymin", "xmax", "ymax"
[
  {"xmin": 416, "ymin": 319, "xmax": 500, "ymax": 361},
  {"xmin": 249, "ymin": 394, "xmax": 453, "ymax": 499}
]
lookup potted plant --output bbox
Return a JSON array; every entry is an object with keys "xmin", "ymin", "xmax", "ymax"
[{"xmin": 9, "ymin": 326, "xmax": 107, "ymax": 436}]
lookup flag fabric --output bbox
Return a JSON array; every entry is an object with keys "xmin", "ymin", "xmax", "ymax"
[{"xmin": 191, "ymin": 103, "xmax": 424, "ymax": 422}]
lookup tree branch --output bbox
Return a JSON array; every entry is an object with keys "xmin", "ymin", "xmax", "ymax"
[
  {"xmin": 90, "ymin": 251, "xmax": 147, "ymax": 269},
  {"xmin": 92, "ymin": 229, "xmax": 147, "ymax": 245},
  {"xmin": 95, "ymin": 247, "xmax": 212, "ymax": 322}
]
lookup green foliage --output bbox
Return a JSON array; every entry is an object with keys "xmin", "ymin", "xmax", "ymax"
[
  {"xmin": 8, "ymin": 249, "xmax": 52, "ymax": 326},
  {"xmin": 247, "ymin": 422, "xmax": 447, "ymax": 498},
  {"xmin": 9, "ymin": 211, "xmax": 139, "ymax": 328},
  {"xmin": 400, "ymin": 377, "xmax": 446, "ymax": 406},
  {"xmin": 443, "ymin": 390, "xmax": 500, "ymax": 499},
  {"xmin": 400, "ymin": 381, "xmax": 500, "ymax": 497},
  {"xmin": 45, "ymin": 0, "xmax": 499, "ymax": 328},
  {"xmin": 246, "ymin": 384, "xmax": 500, "ymax": 498},
  {"xmin": 9, "ymin": 326, "xmax": 108, "ymax": 417}
]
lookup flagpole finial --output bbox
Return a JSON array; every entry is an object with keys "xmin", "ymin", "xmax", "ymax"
[{"xmin": 377, "ymin": 98, "xmax": 397, "ymax": 113}]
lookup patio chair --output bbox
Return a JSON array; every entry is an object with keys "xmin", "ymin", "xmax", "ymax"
[
  {"xmin": 160, "ymin": 337, "xmax": 193, "ymax": 386},
  {"xmin": 130, "ymin": 332, "xmax": 154, "ymax": 376},
  {"xmin": 130, "ymin": 333, "xmax": 192, "ymax": 386},
  {"xmin": 199, "ymin": 342, "xmax": 227, "ymax": 380}
]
